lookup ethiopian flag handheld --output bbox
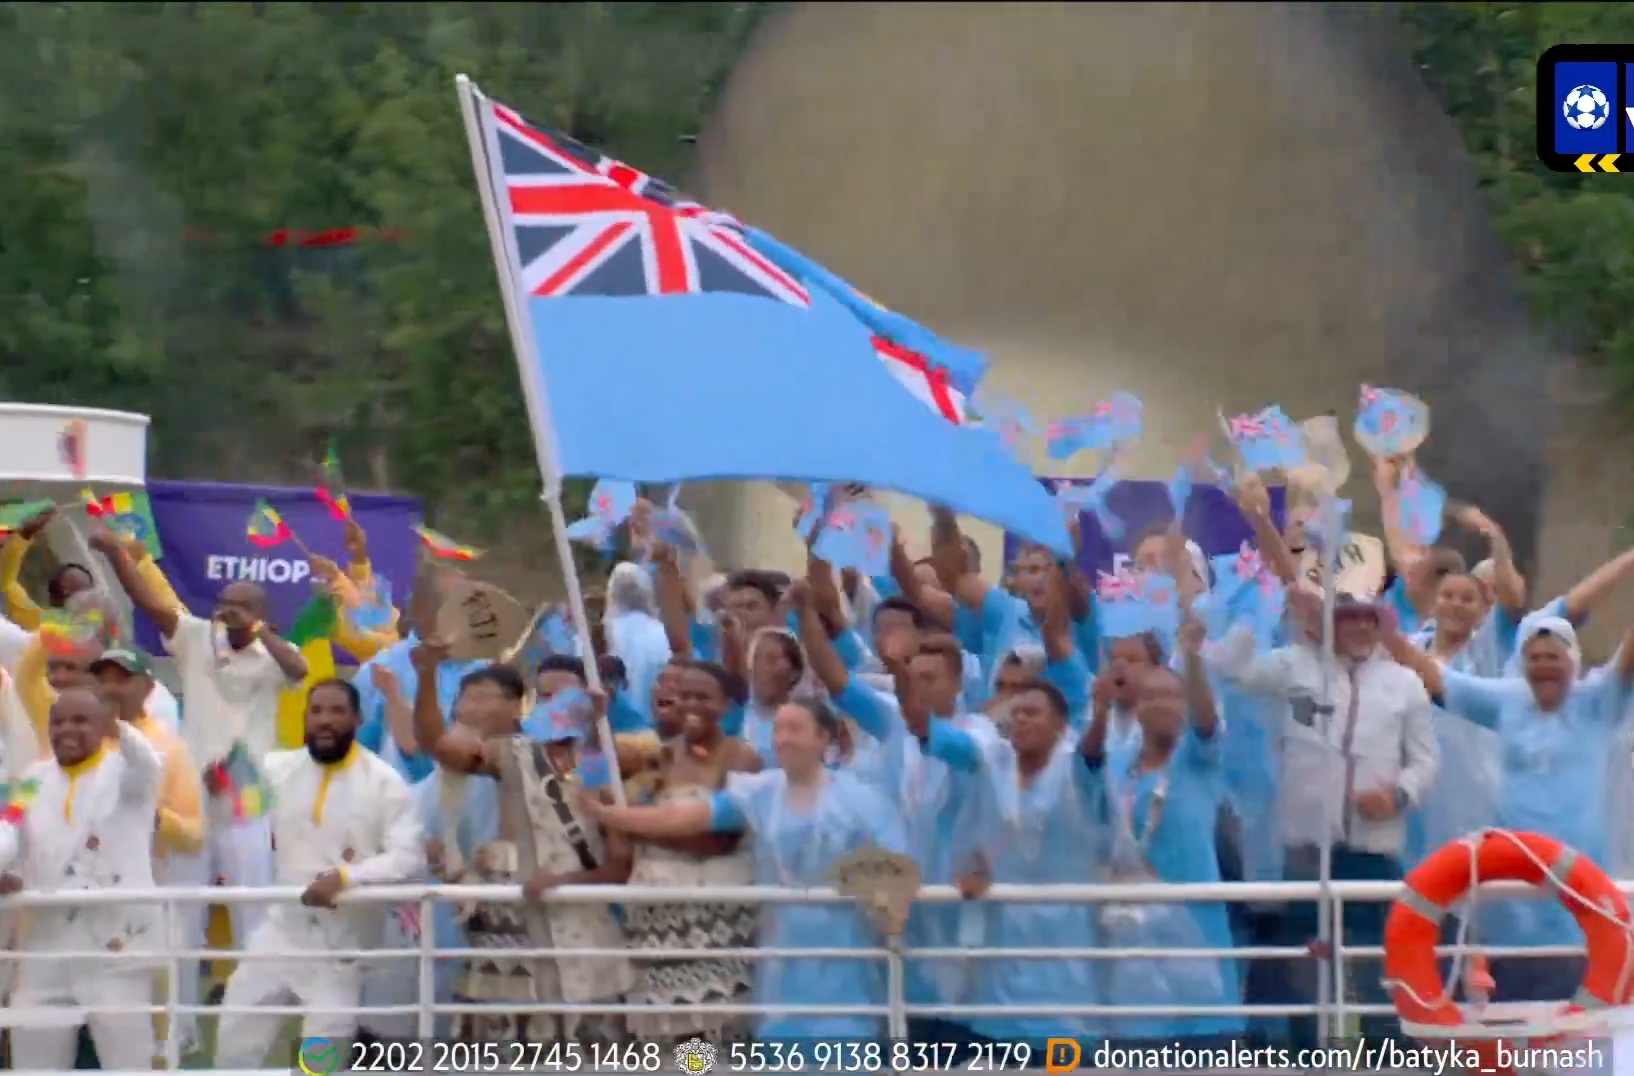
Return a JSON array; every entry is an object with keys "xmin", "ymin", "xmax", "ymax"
[
  {"xmin": 275, "ymin": 593, "xmax": 340, "ymax": 749},
  {"xmin": 315, "ymin": 441, "xmax": 351, "ymax": 522},
  {"xmin": 246, "ymin": 499, "xmax": 294, "ymax": 549},
  {"xmin": 80, "ymin": 489, "xmax": 164, "ymax": 559},
  {"xmin": 413, "ymin": 524, "xmax": 483, "ymax": 562}
]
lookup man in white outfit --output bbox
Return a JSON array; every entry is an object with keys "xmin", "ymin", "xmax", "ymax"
[
  {"xmin": 93, "ymin": 528, "xmax": 309, "ymax": 951},
  {"xmin": 0, "ymin": 688, "xmax": 164, "ymax": 1070},
  {"xmin": 215, "ymin": 678, "xmax": 424, "ymax": 1067}
]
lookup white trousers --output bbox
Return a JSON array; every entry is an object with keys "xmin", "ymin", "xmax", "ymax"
[
  {"xmin": 9, "ymin": 967, "xmax": 157, "ymax": 1070},
  {"xmin": 156, "ymin": 850, "xmax": 210, "ymax": 1049},
  {"xmin": 206, "ymin": 812, "xmax": 274, "ymax": 946},
  {"xmin": 216, "ymin": 917, "xmax": 362, "ymax": 1067}
]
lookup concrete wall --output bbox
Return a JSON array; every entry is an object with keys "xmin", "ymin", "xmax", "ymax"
[{"xmin": 687, "ymin": 2, "xmax": 1594, "ymax": 626}]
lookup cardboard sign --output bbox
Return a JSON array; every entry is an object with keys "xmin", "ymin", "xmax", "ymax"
[
  {"xmin": 1300, "ymin": 532, "xmax": 1386, "ymax": 599},
  {"xmin": 436, "ymin": 575, "xmax": 529, "ymax": 661}
]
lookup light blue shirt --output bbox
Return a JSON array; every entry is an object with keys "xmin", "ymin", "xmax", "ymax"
[
  {"xmin": 1441, "ymin": 663, "xmax": 1633, "ymax": 946},
  {"xmin": 355, "ymin": 634, "xmax": 486, "ymax": 783},
  {"xmin": 1106, "ymin": 727, "xmax": 1242, "ymax": 1039}
]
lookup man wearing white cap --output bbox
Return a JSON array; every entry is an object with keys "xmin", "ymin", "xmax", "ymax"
[{"xmin": 1387, "ymin": 612, "xmax": 1634, "ymax": 1003}]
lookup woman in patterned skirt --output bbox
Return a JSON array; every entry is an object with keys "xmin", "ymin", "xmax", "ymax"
[
  {"xmin": 411, "ymin": 650, "xmax": 636, "ymax": 1046},
  {"xmin": 623, "ymin": 661, "xmax": 761, "ymax": 1046}
]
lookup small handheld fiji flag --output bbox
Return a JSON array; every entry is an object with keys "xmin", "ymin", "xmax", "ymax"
[
  {"xmin": 1056, "ymin": 467, "xmax": 1125, "ymax": 540},
  {"xmin": 1220, "ymin": 405, "xmax": 1306, "ymax": 474},
  {"xmin": 795, "ymin": 482, "xmax": 835, "ymax": 542},
  {"xmin": 566, "ymin": 479, "xmax": 637, "ymax": 552},
  {"xmin": 649, "ymin": 507, "xmax": 702, "ymax": 553},
  {"xmin": 1395, "ymin": 467, "xmax": 1448, "ymax": 546},
  {"xmin": 971, "ymin": 389, "xmax": 1038, "ymax": 455},
  {"xmin": 1209, "ymin": 544, "xmax": 1285, "ymax": 646},
  {"xmin": 1354, "ymin": 385, "xmax": 1430, "ymax": 458},
  {"xmin": 413, "ymin": 524, "xmax": 483, "ymax": 562},
  {"xmin": 586, "ymin": 479, "xmax": 638, "ymax": 526},
  {"xmin": 576, "ymin": 752, "xmax": 612, "ymax": 792},
  {"xmin": 345, "ymin": 575, "xmax": 396, "ymax": 634},
  {"xmin": 1095, "ymin": 569, "xmax": 1149, "ymax": 639},
  {"xmin": 523, "ymin": 687, "xmax": 593, "ymax": 743},
  {"xmin": 811, "ymin": 501, "xmax": 892, "ymax": 577},
  {"xmin": 1048, "ymin": 392, "xmax": 1144, "ymax": 460},
  {"xmin": 245, "ymin": 500, "xmax": 293, "ymax": 549}
]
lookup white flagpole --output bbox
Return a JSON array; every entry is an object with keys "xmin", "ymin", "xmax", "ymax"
[
  {"xmin": 1316, "ymin": 509, "xmax": 1339, "ymax": 1044},
  {"xmin": 455, "ymin": 74, "xmax": 626, "ymax": 806}
]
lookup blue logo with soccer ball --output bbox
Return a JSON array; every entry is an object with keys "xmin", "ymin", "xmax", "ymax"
[{"xmin": 1563, "ymin": 84, "xmax": 1611, "ymax": 131}]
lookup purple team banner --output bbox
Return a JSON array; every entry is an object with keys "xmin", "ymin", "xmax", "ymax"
[
  {"xmin": 135, "ymin": 480, "xmax": 423, "ymax": 658},
  {"xmin": 1006, "ymin": 478, "xmax": 1286, "ymax": 576}
]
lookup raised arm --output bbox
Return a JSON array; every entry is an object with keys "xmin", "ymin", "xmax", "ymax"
[
  {"xmin": 87, "ymin": 528, "xmax": 180, "ymax": 639},
  {"xmin": 1040, "ymin": 565, "xmax": 1090, "ymax": 715},
  {"xmin": 1201, "ymin": 626, "xmax": 1298, "ymax": 699},
  {"xmin": 582, "ymin": 792, "xmax": 716, "ymax": 839},
  {"xmin": 0, "ymin": 511, "xmax": 57, "ymax": 631},
  {"xmin": 889, "ymin": 527, "xmax": 955, "ymax": 629},
  {"xmin": 1453, "ymin": 504, "xmax": 1526, "ymax": 615},
  {"xmin": 1177, "ymin": 618, "xmax": 1219, "ymax": 739},
  {"xmin": 1234, "ymin": 474, "xmax": 1300, "ymax": 585},
  {"xmin": 113, "ymin": 719, "xmax": 164, "ymax": 807},
  {"xmin": 154, "ymin": 734, "xmax": 205, "ymax": 856},
  {"xmin": 1560, "ymin": 547, "xmax": 1634, "ymax": 623},
  {"xmin": 410, "ymin": 637, "xmax": 496, "ymax": 777},
  {"xmin": 650, "ymin": 546, "xmax": 695, "ymax": 659}
]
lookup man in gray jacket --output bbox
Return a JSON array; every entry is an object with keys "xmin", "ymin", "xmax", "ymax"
[{"xmin": 1207, "ymin": 592, "xmax": 1439, "ymax": 1047}]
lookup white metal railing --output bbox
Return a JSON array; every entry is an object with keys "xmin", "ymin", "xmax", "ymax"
[{"xmin": 0, "ymin": 878, "xmax": 1609, "ymax": 1073}]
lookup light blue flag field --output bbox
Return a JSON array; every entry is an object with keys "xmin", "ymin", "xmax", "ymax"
[
  {"xmin": 1220, "ymin": 405, "xmax": 1306, "ymax": 474},
  {"xmin": 1354, "ymin": 385, "xmax": 1430, "ymax": 458},
  {"xmin": 1395, "ymin": 467, "xmax": 1448, "ymax": 546},
  {"xmin": 1095, "ymin": 570, "xmax": 1180, "ymax": 639},
  {"xmin": 1048, "ymin": 392, "xmax": 1143, "ymax": 460},
  {"xmin": 473, "ymin": 93, "xmax": 1068, "ymax": 554},
  {"xmin": 741, "ymin": 226, "xmax": 989, "ymax": 396}
]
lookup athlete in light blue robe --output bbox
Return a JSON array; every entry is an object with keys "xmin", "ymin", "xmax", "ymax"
[
  {"xmin": 1097, "ymin": 630, "xmax": 1241, "ymax": 1044},
  {"xmin": 1390, "ymin": 615, "xmax": 1634, "ymax": 1003},
  {"xmin": 585, "ymin": 696, "xmax": 908, "ymax": 1041},
  {"xmin": 799, "ymin": 599, "xmax": 1015, "ymax": 1034},
  {"xmin": 951, "ymin": 683, "xmax": 1107, "ymax": 1047}
]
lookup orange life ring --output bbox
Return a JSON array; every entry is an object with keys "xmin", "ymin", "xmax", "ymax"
[{"xmin": 1384, "ymin": 831, "xmax": 1633, "ymax": 1071}]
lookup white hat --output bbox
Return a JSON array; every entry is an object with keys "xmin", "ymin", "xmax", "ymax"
[{"xmin": 1518, "ymin": 616, "xmax": 1581, "ymax": 671}]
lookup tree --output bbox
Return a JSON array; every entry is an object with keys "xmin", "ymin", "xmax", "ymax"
[
  {"xmin": 1400, "ymin": 3, "xmax": 1634, "ymax": 403},
  {"xmin": 0, "ymin": 1, "xmax": 765, "ymax": 556}
]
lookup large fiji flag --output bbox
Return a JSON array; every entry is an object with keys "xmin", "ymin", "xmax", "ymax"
[
  {"xmin": 462, "ymin": 80, "xmax": 1069, "ymax": 553},
  {"xmin": 741, "ymin": 226, "xmax": 988, "ymax": 404}
]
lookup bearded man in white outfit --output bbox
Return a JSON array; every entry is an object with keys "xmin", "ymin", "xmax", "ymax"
[
  {"xmin": 0, "ymin": 688, "xmax": 164, "ymax": 1070},
  {"xmin": 215, "ymin": 678, "xmax": 424, "ymax": 1067}
]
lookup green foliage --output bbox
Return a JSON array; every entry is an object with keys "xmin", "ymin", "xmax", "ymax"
[
  {"xmin": 1400, "ymin": 3, "xmax": 1634, "ymax": 400},
  {"xmin": 0, "ymin": 1, "xmax": 765, "ymax": 545}
]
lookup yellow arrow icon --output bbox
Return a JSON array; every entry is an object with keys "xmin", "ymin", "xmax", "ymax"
[
  {"xmin": 1577, "ymin": 154, "xmax": 1597, "ymax": 172},
  {"xmin": 1601, "ymin": 154, "xmax": 1622, "ymax": 173}
]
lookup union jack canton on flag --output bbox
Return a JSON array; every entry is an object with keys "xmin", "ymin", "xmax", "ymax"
[{"xmin": 491, "ymin": 104, "xmax": 968, "ymax": 426}]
